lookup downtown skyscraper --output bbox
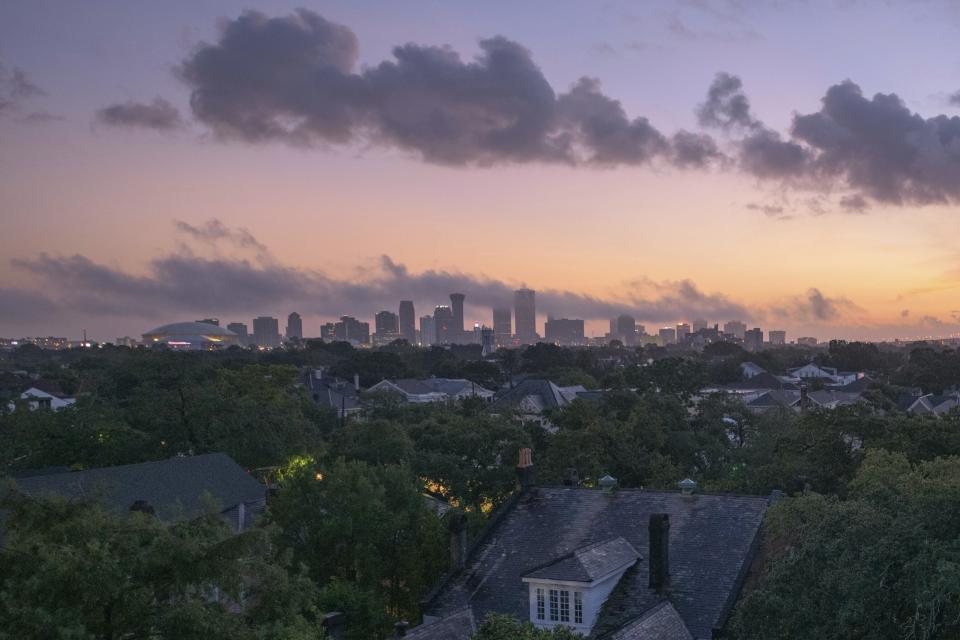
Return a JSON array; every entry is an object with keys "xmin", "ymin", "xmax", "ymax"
[{"xmin": 514, "ymin": 288, "xmax": 537, "ymax": 343}]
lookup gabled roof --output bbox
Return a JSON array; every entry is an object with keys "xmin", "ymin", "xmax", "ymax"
[
  {"xmin": 491, "ymin": 379, "xmax": 571, "ymax": 412},
  {"xmin": 837, "ymin": 376, "xmax": 872, "ymax": 393},
  {"xmin": 605, "ymin": 601, "xmax": 693, "ymax": 640},
  {"xmin": 12, "ymin": 453, "xmax": 265, "ymax": 523},
  {"xmin": 726, "ymin": 372, "xmax": 798, "ymax": 391},
  {"xmin": 747, "ymin": 389, "xmax": 800, "ymax": 409},
  {"xmin": 406, "ymin": 607, "xmax": 476, "ymax": 640},
  {"xmin": 807, "ymin": 390, "xmax": 862, "ymax": 408},
  {"xmin": 523, "ymin": 537, "xmax": 639, "ymax": 583},
  {"xmin": 424, "ymin": 487, "xmax": 767, "ymax": 640},
  {"xmin": 422, "ymin": 378, "xmax": 494, "ymax": 397}
]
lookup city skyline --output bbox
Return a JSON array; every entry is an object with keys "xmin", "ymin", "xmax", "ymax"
[{"xmin": 3, "ymin": 1, "xmax": 960, "ymax": 342}]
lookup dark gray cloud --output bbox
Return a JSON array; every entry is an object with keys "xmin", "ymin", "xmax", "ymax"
[
  {"xmin": 670, "ymin": 130, "xmax": 727, "ymax": 168},
  {"xmin": 770, "ymin": 288, "xmax": 861, "ymax": 323},
  {"xmin": 790, "ymin": 81, "xmax": 960, "ymax": 206},
  {"xmin": 0, "ymin": 288, "xmax": 59, "ymax": 323},
  {"xmin": 174, "ymin": 218, "xmax": 268, "ymax": 255},
  {"xmin": 0, "ymin": 60, "xmax": 47, "ymax": 120},
  {"xmin": 703, "ymin": 73, "xmax": 960, "ymax": 210},
  {"xmin": 170, "ymin": 9, "xmax": 719, "ymax": 168},
  {"xmin": 697, "ymin": 72, "xmax": 760, "ymax": 131},
  {"xmin": 949, "ymin": 91, "xmax": 960, "ymax": 107},
  {"xmin": 96, "ymin": 97, "xmax": 184, "ymax": 131}
]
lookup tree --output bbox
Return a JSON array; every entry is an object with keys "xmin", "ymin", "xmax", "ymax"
[
  {"xmin": 0, "ymin": 489, "xmax": 322, "ymax": 640},
  {"xmin": 730, "ymin": 450, "xmax": 960, "ymax": 640},
  {"xmin": 471, "ymin": 614, "xmax": 583, "ymax": 639},
  {"xmin": 268, "ymin": 458, "xmax": 447, "ymax": 639}
]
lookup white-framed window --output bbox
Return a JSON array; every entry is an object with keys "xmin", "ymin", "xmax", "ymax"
[
  {"xmin": 574, "ymin": 591, "xmax": 583, "ymax": 624},
  {"xmin": 549, "ymin": 589, "xmax": 559, "ymax": 621},
  {"xmin": 536, "ymin": 588, "xmax": 545, "ymax": 620},
  {"xmin": 559, "ymin": 590, "xmax": 570, "ymax": 622}
]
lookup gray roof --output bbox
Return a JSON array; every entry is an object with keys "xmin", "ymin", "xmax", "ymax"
[
  {"xmin": 406, "ymin": 608, "xmax": 476, "ymax": 640},
  {"xmin": 747, "ymin": 389, "xmax": 799, "ymax": 409},
  {"xmin": 605, "ymin": 602, "xmax": 693, "ymax": 640},
  {"xmin": 143, "ymin": 321, "xmax": 237, "ymax": 337},
  {"xmin": 524, "ymin": 537, "xmax": 639, "ymax": 583},
  {"xmin": 491, "ymin": 379, "xmax": 570, "ymax": 412},
  {"xmin": 424, "ymin": 486, "xmax": 767, "ymax": 640},
  {"xmin": 12, "ymin": 453, "xmax": 266, "ymax": 522},
  {"xmin": 389, "ymin": 379, "xmax": 437, "ymax": 395}
]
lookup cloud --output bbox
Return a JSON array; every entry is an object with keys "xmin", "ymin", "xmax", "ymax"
[
  {"xmin": 770, "ymin": 288, "xmax": 862, "ymax": 323},
  {"xmin": 174, "ymin": 218, "xmax": 269, "ymax": 256},
  {"xmin": 697, "ymin": 72, "xmax": 759, "ymax": 131},
  {"xmin": 666, "ymin": 16, "xmax": 762, "ymax": 43},
  {"xmin": 949, "ymin": 91, "xmax": 960, "ymax": 107},
  {"xmin": 167, "ymin": 9, "xmax": 719, "ymax": 169},
  {"xmin": 0, "ymin": 288, "xmax": 59, "ymax": 323},
  {"xmin": 901, "ymin": 309, "xmax": 910, "ymax": 318},
  {"xmin": 745, "ymin": 202, "xmax": 787, "ymax": 218},
  {"xmin": 7, "ymin": 222, "xmax": 758, "ymax": 325},
  {"xmin": 703, "ymin": 73, "xmax": 960, "ymax": 210},
  {"xmin": 0, "ymin": 60, "xmax": 49, "ymax": 120},
  {"xmin": 96, "ymin": 97, "xmax": 184, "ymax": 130}
]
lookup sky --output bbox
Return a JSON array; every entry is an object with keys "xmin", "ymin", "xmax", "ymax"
[{"xmin": 2, "ymin": 0, "xmax": 960, "ymax": 342}]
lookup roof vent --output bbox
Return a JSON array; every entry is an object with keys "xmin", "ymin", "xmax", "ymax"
[
  {"xmin": 599, "ymin": 474, "xmax": 618, "ymax": 493},
  {"xmin": 678, "ymin": 478, "xmax": 697, "ymax": 496}
]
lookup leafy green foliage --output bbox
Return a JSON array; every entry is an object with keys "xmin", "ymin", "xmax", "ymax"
[
  {"xmin": 731, "ymin": 451, "xmax": 960, "ymax": 640},
  {"xmin": 471, "ymin": 614, "xmax": 583, "ymax": 639},
  {"xmin": 0, "ymin": 489, "xmax": 322, "ymax": 640}
]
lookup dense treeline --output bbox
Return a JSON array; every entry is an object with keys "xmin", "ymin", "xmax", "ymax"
[{"xmin": 3, "ymin": 340, "xmax": 960, "ymax": 638}]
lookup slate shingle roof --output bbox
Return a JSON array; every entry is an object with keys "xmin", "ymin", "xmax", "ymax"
[
  {"xmin": 406, "ymin": 607, "xmax": 476, "ymax": 640},
  {"xmin": 604, "ymin": 601, "xmax": 693, "ymax": 640},
  {"xmin": 524, "ymin": 537, "xmax": 639, "ymax": 582},
  {"xmin": 491, "ymin": 379, "xmax": 569, "ymax": 412},
  {"xmin": 424, "ymin": 486, "xmax": 767, "ymax": 640},
  {"xmin": 12, "ymin": 453, "xmax": 266, "ymax": 523}
]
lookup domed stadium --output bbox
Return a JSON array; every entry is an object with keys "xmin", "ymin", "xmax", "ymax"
[{"xmin": 141, "ymin": 322, "xmax": 240, "ymax": 350}]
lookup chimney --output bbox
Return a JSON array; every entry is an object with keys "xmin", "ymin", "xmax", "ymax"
[
  {"xmin": 648, "ymin": 513, "xmax": 670, "ymax": 591},
  {"xmin": 448, "ymin": 510, "xmax": 469, "ymax": 571},
  {"xmin": 563, "ymin": 467, "xmax": 580, "ymax": 487},
  {"xmin": 354, "ymin": 373, "xmax": 360, "ymax": 391},
  {"xmin": 516, "ymin": 447, "xmax": 536, "ymax": 491},
  {"xmin": 394, "ymin": 621, "xmax": 409, "ymax": 637},
  {"xmin": 678, "ymin": 478, "xmax": 696, "ymax": 497}
]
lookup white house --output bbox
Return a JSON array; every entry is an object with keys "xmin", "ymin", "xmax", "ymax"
[
  {"xmin": 786, "ymin": 364, "xmax": 860, "ymax": 386},
  {"xmin": 10, "ymin": 386, "xmax": 76, "ymax": 411}
]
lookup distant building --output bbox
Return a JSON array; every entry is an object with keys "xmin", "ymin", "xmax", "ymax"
[
  {"xmin": 286, "ymin": 312, "xmax": 303, "ymax": 341},
  {"xmin": 434, "ymin": 305, "xmax": 454, "ymax": 344},
  {"xmin": 334, "ymin": 316, "xmax": 370, "ymax": 345},
  {"xmin": 797, "ymin": 336, "xmax": 818, "ymax": 347},
  {"xmin": 143, "ymin": 321, "xmax": 240, "ymax": 350},
  {"xmin": 399, "ymin": 300, "xmax": 416, "ymax": 344},
  {"xmin": 227, "ymin": 322, "xmax": 249, "ymax": 346},
  {"xmin": 114, "ymin": 336, "xmax": 138, "ymax": 348},
  {"xmin": 659, "ymin": 327, "xmax": 676, "ymax": 345},
  {"xmin": 481, "ymin": 326, "xmax": 496, "ymax": 356},
  {"xmin": 450, "ymin": 293, "xmax": 465, "ymax": 342},
  {"xmin": 768, "ymin": 330, "xmax": 786, "ymax": 346},
  {"xmin": 196, "ymin": 318, "xmax": 220, "ymax": 327},
  {"xmin": 493, "ymin": 308, "xmax": 512, "ymax": 344},
  {"xmin": 374, "ymin": 310, "xmax": 401, "ymax": 345},
  {"xmin": 723, "ymin": 320, "xmax": 747, "ymax": 341},
  {"xmin": 544, "ymin": 318, "xmax": 585, "ymax": 345},
  {"xmin": 320, "ymin": 323, "xmax": 337, "ymax": 341},
  {"xmin": 514, "ymin": 288, "xmax": 537, "ymax": 343},
  {"xmin": 367, "ymin": 378, "xmax": 494, "ymax": 404},
  {"xmin": 252, "ymin": 316, "xmax": 281, "ymax": 348},
  {"xmin": 609, "ymin": 314, "xmax": 637, "ymax": 345},
  {"xmin": 676, "ymin": 323, "xmax": 691, "ymax": 344},
  {"xmin": 692, "ymin": 318, "xmax": 708, "ymax": 333},
  {"xmin": 21, "ymin": 336, "xmax": 69, "ymax": 350},
  {"xmin": 744, "ymin": 328, "xmax": 764, "ymax": 351},
  {"xmin": 420, "ymin": 315, "xmax": 436, "ymax": 347},
  {"xmin": 10, "ymin": 381, "xmax": 76, "ymax": 411}
]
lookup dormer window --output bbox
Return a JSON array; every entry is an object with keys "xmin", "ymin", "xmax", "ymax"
[{"xmin": 522, "ymin": 537, "xmax": 639, "ymax": 635}]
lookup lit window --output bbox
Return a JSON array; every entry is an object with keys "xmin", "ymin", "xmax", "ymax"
[
  {"xmin": 559, "ymin": 590, "xmax": 570, "ymax": 622},
  {"xmin": 549, "ymin": 589, "xmax": 559, "ymax": 621},
  {"xmin": 574, "ymin": 592, "xmax": 583, "ymax": 624}
]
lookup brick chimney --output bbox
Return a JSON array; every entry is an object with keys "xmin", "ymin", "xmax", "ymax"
[
  {"xmin": 648, "ymin": 513, "xmax": 670, "ymax": 591},
  {"xmin": 448, "ymin": 510, "xmax": 469, "ymax": 571},
  {"xmin": 516, "ymin": 447, "xmax": 536, "ymax": 491}
]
